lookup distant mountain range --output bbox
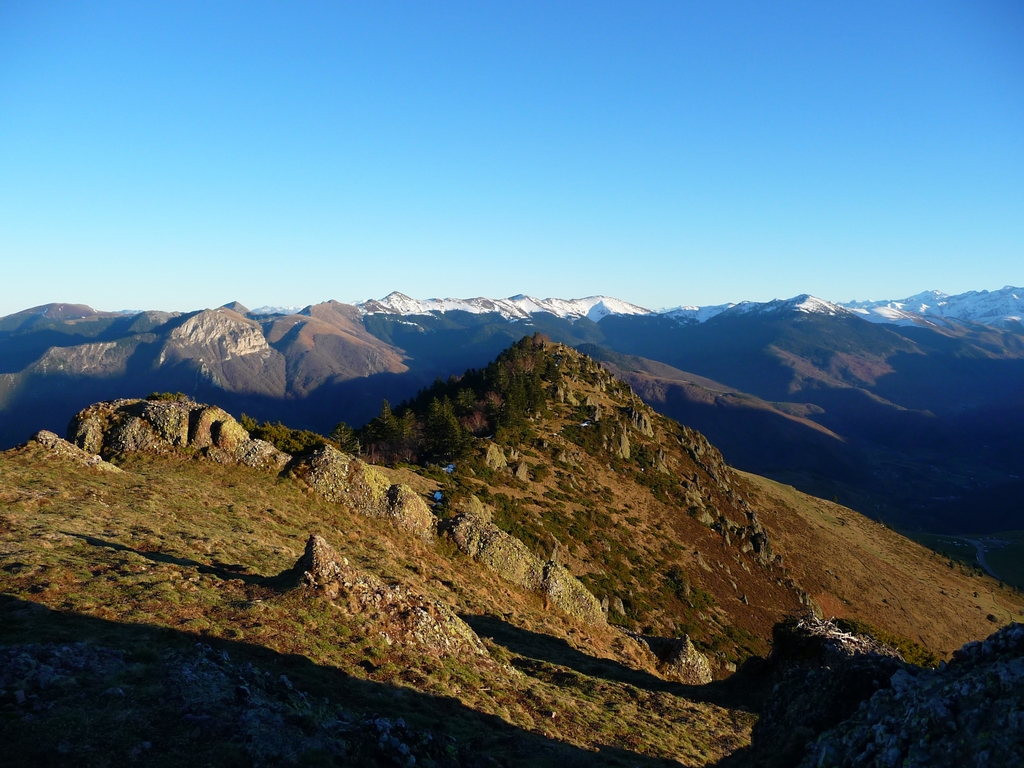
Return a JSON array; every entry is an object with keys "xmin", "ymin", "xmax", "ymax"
[
  {"xmin": 2, "ymin": 285, "xmax": 1022, "ymax": 534},
  {"xmin": 349, "ymin": 285, "xmax": 1023, "ymax": 329}
]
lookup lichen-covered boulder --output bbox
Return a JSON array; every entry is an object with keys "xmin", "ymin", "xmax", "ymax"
[
  {"xmin": 234, "ymin": 438, "xmax": 291, "ymax": 472},
  {"xmin": 634, "ymin": 634, "xmax": 713, "ymax": 685},
  {"xmin": 385, "ymin": 484, "xmax": 435, "ymax": 541},
  {"xmin": 67, "ymin": 399, "xmax": 137, "ymax": 454},
  {"xmin": 293, "ymin": 533, "xmax": 347, "ymax": 593},
  {"xmin": 445, "ymin": 511, "xmax": 545, "ymax": 592},
  {"xmin": 66, "ymin": 397, "xmax": 291, "ymax": 471},
  {"xmin": 541, "ymin": 562, "xmax": 606, "ymax": 626},
  {"xmin": 107, "ymin": 415, "xmax": 171, "ymax": 455},
  {"xmin": 30, "ymin": 430, "xmax": 122, "ymax": 473},
  {"xmin": 289, "ymin": 446, "xmax": 434, "ymax": 540},
  {"xmin": 444, "ymin": 511, "xmax": 606, "ymax": 626},
  {"xmin": 188, "ymin": 405, "xmax": 241, "ymax": 449},
  {"xmin": 139, "ymin": 399, "xmax": 192, "ymax": 446}
]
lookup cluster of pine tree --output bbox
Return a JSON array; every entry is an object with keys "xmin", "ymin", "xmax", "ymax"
[{"xmin": 358, "ymin": 334, "xmax": 559, "ymax": 464}]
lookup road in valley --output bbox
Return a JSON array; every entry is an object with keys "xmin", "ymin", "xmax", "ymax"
[{"xmin": 963, "ymin": 538, "xmax": 1006, "ymax": 581}]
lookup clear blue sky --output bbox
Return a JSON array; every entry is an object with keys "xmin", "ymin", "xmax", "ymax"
[{"xmin": 1, "ymin": 1, "xmax": 1022, "ymax": 315}]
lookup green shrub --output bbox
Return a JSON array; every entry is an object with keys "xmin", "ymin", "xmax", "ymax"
[
  {"xmin": 239, "ymin": 414, "xmax": 332, "ymax": 455},
  {"xmin": 146, "ymin": 391, "xmax": 188, "ymax": 401}
]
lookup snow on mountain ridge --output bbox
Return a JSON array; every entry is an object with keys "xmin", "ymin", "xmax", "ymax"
[
  {"xmin": 355, "ymin": 293, "xmax": 651, "ymax": 321},
  {"xmin": 840, "ymin": 286, "xmax": 1023, "ymax": 328},
  {"xmin": 335, "ymin": 286, "xmax": 1024, "ymax": 329}
]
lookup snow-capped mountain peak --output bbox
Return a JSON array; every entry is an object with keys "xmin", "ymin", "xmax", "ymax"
[
  {"xmin": 348, "ymin": 286, "xmax": 1022, "ymax": 329},
  {"xmin": 725, "ymin": 294, "xmax": 850, "ymax": 319},
  {"xmin": 354, "ymin": 293, "xmax": 651, "ymax": 321},
  {"xmin": 840, "ymin": 286, "xmax": 1023, "ymax": 328}
]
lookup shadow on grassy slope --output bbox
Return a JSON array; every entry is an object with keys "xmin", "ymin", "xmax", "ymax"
[
  {"xmin": 0, "ymin": 594, "xmax": 679, "ymax": 768},
  {"xmin": 63, "ymin": 533, "xmax": 274, "ymax": 587},
  {"xmin": 464, "ymin": 613, "xmax": 764, "ymax": 712}
]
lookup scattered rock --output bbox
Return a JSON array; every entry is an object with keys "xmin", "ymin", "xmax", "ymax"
[{"xmin": 291, "ymin": 535, "xmax": 488, "ymax": 658}]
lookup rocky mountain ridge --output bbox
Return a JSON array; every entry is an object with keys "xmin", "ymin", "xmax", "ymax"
[
  {"xmin": 3, "ymin": 338, "xmax": 1024, "ymax": 765},
  {"xmin": 2, "ymin": 291, "xmax": 1023, "ymax": 541}
]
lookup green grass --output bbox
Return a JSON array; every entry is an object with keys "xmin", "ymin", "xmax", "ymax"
[{"xmin": 906, "ymin": 530, "xmax": 1024, "ymax": 589}]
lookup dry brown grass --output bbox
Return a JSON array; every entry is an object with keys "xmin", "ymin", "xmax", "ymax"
[
  {"xmin": 0, "ymin": 442, "xmax": 750, "ymax": 765},
  {"xmin": 737, "ymin": 471, "xmax": 1024, "ymax": 656}
]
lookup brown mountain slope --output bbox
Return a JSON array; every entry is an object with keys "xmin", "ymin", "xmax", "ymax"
[
  {"xmin": 262, "ymin": 301, "xmax": 407, "ymax": 396},
  {"xmin": 735, "ymin": 472, "xmax": 1019, "ymax": 655},
  {"xmin": 0, "ymin": 433, "xmax": 753, "ymax": 766},
  {"xmin": 359, "ymin": 337, "xmax": 1024, "ymax": 666},
  {"xmin": 0, "ymin": 302, "xmax": 411, "ymax": 448}
]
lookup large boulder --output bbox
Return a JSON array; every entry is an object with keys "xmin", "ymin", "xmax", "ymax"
[
  {"xmin": 445, "ymin": 511, "xmax": 544, "ymax": 592},
  {"xmin": 540, "ymin": 562, "xmax": 606, "ymax": 626},
  {"xmin": 747, "ymin": 616, "xmax": 908, "ymax": 768},
  {"xmin": 66, "ymin": 397, "xmax": 291, "ymax": 471},
  {"xmin": 632, "ymin": 634, "xmax": 713, "ymax": 685},
  {"xmin": 289, "ymin": 446, "xmax": 434, "ymax": 540},
  {"xmin": 444, "ymin": 510, "xmax": 606, "ymax": 626}
]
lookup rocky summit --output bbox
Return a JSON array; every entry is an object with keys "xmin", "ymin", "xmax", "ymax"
[{"xmin": 1, "ymin": 338, "xmax": 1023, "ymax": 766}]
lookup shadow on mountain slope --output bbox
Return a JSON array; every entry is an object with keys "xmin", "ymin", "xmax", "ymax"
[
  {"xmin": 464, "ymin": 613, "xmax": 765, "ymax": 712},
  {"xmin": 62, "ymin": 533, "xmax": 273, "ymax": 587},
  {"xmin": 0, "ymin": 594, "xmax": 676, "ymax": 768}
]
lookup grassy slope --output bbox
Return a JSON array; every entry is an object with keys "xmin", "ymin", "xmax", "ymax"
[
  {"xmin": 907, "ymin": 530, "xmax": 1024, "ymax": 591},
  {"xmin": 0, "ymin": 443, "xmax": 750, "ymax": 766},
  {"xmin": 736, "ymin": 471, "xmax": 1024, "ymax": 655}
]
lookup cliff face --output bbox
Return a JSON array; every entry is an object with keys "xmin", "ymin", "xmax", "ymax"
[{"xmin": 157, "ymin": 309, "xmax": 286, "ymax": 397}]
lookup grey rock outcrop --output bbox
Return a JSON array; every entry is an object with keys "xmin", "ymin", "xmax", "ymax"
[
  {"xmin": 288, "ymin": 446, "xmax": 434, "ymax": 540},
  {"xmin": 443, "ymin": 509, "xmax": 606, "ymax": 626},
  {"xmin": 292, "ymin": 535, "xmax": 487, "ymax": 658},
  {"xmin": 484, "ymin": 442, "xmax": 507, "ymax": 470},
  {"xmin": 626, "ymin": 406, "xmax": 654, "ymax": 437},
  {"xmin": 30, "ymin": 430, "xmax": 122, "ymax": 473},
  {"xmin": 799, "ymin": 622, "xmax": 1024, "ymax": 768},
  {"xmin": 616, "ymin": 428, "xmax": 631, "ymax": 460},
  {"xmin": 747, "ymin": 616, "xmax": 908, "ymax": 768}
]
